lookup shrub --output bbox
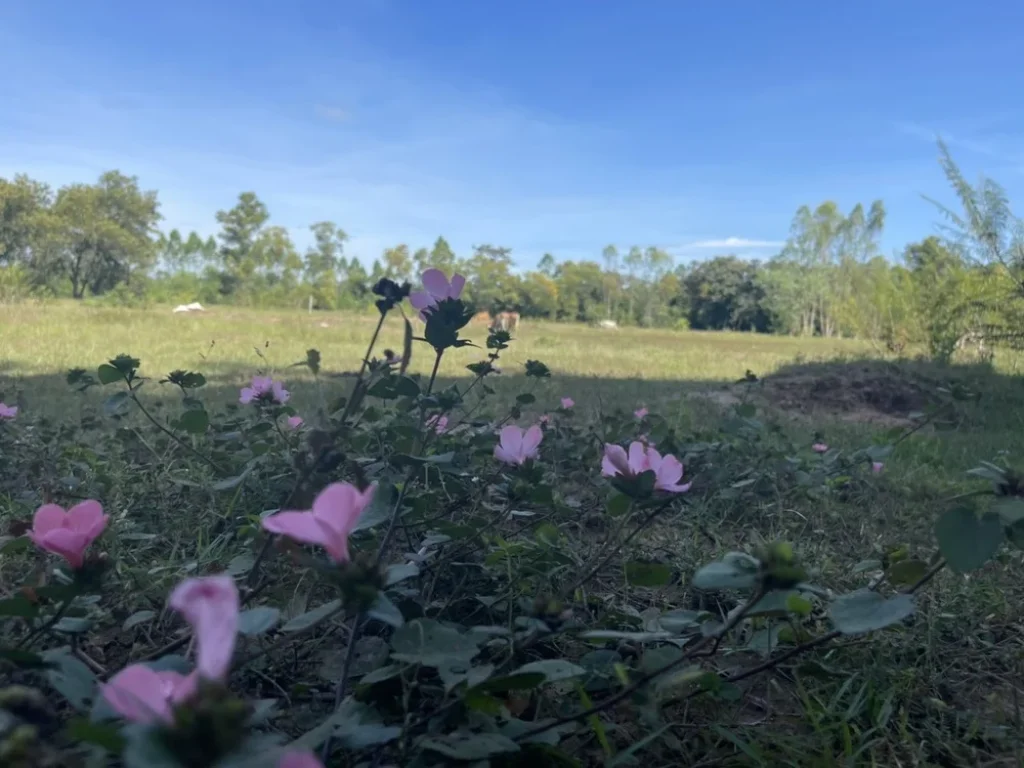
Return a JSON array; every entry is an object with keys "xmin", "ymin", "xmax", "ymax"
[{"xmin": 0, "ymin": 269, "xmax": 1016, "ymax": 766}]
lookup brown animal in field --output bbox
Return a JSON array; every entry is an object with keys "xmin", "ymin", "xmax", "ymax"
[
  {"xmin": 491, "ymin": 311, "xmax": 520, "ymax": 334},
  {"xmin": 472, "ymin": 310, "xmax": 492, "ymax": 325}
]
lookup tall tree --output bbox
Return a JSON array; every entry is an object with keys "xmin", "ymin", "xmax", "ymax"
[
  {"xmin": 0, "ymin": 174, "xmax": 51, "ymax": 266},
  {"xmin": 215, "ymin": 192, "xmax": 269, "ymax": 289}
]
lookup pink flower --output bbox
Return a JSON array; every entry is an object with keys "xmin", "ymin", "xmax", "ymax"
[
  {"xmin": 602, "ymin": 442, "xmax": 691, "ymax": 494},
  {"xmin": 28, "ymin": 500, "xmax": 108, "ymax": 569},
  {"xmin": 872, "ymin": 461, "xmax": 884, "ymax": 474},
  {"xmin": 262, "ymin": 482, "xmax": 375, "ymax": 564},
  {"xmin": 280, "ymin": 752, "xmax": 325, "ymax": 768},
  {"xmin": 812, "ymin": 443, "xmax": 829, "ymax": 453},
  {"xmin": 560, "ymin": 397, "xmax": 574, "ymax": 410},
  {"xmin": 634, "ymin": 407, "xmax": 648, "ymax": 420},
  {"xmin": 426, "ymin": 414, "xmax": 448, "ymax": 434},
  {"xmin": 169, "ymin": 575, "xmax": 239, "ymax": 682},
  {"xmin": 286, "ymin": 415, "xmax": 304, "ymax": 430},
  {"xmin": 0, "ymin": 403, "xmax": 17, "ymax": 420},
  {"xmin": 240, "ymin": 375, "xmax": 290, "ymax": 405},
  {"xmin": 101, "ymin": 665, "xmax": 197, "ymax": 725},
  {"xmin": 409, "ymin": 269, "xmax": 467, "ymax": 320},
  {"xmin": 539, "ymin": 414, "xmax": 551, "ymax": 425},
  {"xmin": 494, "ymin": 425, "xmax": 543, "ymax": 466}
]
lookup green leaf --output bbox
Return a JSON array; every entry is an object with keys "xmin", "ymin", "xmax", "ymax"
[
  {"xmin": 391, "ymin": 619, "xmax": 479, "ymax": 667},
  {"xmin": 54, "ymin": 616, "xmax": 94, "ymax": 634},
  {"xmin": 887, "ymin": 559, "xmax": 928, "ymax": 586},
  {"xmin": 785, "ymin": 593, "xmax": 814, "ymax": 616},
  {"xmin": 366, "ymin": 592, "xmax": 404, "ymax": 628},
  {"xmin": 97, "ymin": 364, "xmax": 123, "ymax": 385},
  {"xmin": 625, "ymin": 561, "xmax": 673, "ymax": 587},
  {"xmin": 516, "ymin": 392, "xmax": 536, "ymax": 405},
  {"xmin": 67, "ymin": 717, "xmax": 126, "ymax": 753},
  {"xmin": 178, "ymin": 408, "xmax": 209, "ymax": 434},
  {"xmin": 420, "ymin": 731, "xmax": 520, "ymax": 760},
  {"xmin": 122, "ymin": 610, "xmax": 157, "ymax": 630},
  {"xmin": 43, "ymin": 648, "xmax": 97, "ymax": 711},
  {"xmin": 385, "ymin": 562, "xmax": 420, "ymax": 586},
  {"xmin": 289, "ymin": 697, "xmax": 398, "ymax": 752},
  {"xmin": 470, "ymin": 672, "xmax": 547, "ymax": 693},
  {"xmin": 1, "ymin": 536, "xmax": 32, "ymax": 555},
  {"xmin": 122, "ymin": 724, "xmax": 184, "ymax": 768},
  {"xmin": 237, "ymin": 607, "xmax": 281, "ymax": 636},
  {"xmin": 606, "ymin": 493, "xmax": 632, "ymax": 517},
  {"xmin": 829, "ymin": 590, "xmax": 915, "ymax": 635},
  {"xmin": 736, "ymin": 403, "xmax": 756, "ymax": 418},
  {"xmin": 394, "ymin": 376, "xmax": 420, "ymax": 397},
  {"xmin": 513, "ymin": 659, "xmax": 587, "ymax": 683},
  {"xmin": 281, "ymin": 599, "xmax": 341, "ymax": 633},
  {"xmin": 935, "ymin": 506, "xmax": 1003, "ymax": 572},
  {"xmin": 0, "ymin": 595, "xmax": 39, "ymax": 618},
  {"xmin": 692, "ymin": 552, "xmax": 760, "ymax": 590},
  {"xmin": 0, "ymin": 648, "xmax": 49, "ymax": 668}
]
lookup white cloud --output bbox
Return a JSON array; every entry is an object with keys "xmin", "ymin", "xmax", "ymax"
[{"xmin": 680, "ymin": 237, "xmax": 784, "ymax": 250}]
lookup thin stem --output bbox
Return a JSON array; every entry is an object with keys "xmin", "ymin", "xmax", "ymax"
[
  {"xmin": 321, "ymin": 614, "xmax": 366, "ymax": 760},
  {"xmin": 426, "ymin": 349, "xmax": 443, "ymax": 395},
  {"xmin": 129, "ymin": 391, "xmax": 225, "ymax": 474},
  {"xmin": 339, "ymin": 311, "xmax": 388, "ymax": 425},
  {"xmin": 17, "ymin": 597, "xmax": 74, "ymax": 649}
]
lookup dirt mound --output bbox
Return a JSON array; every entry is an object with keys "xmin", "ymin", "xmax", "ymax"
[{"xmin": 761, "ymin": 361, "xmax": 932, "ymax": 425}]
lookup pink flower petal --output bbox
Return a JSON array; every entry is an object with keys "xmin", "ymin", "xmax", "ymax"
[
  {"xmin": 498, "ymin": 425, "xmax": 524, "ymax": 455},
  {"xmin": 239, "ymin": 388, "xmax": 255, "ymax": 404},
  {"xmin": 448, "ymin": 273, "xmax": 466, "ymax": 299},
  {"xmin": 494, "ymin": 444, "xmax": 518, "ymax": 464},
  {"xmin": 168, "ymin": 576, "xmax": 239, "ymax": 682},
  {"xmin": 67, "ymin": 500, "xmax": 106, "ymax": 536},
  {"xmin": 654, "ymin": 455, "xmax": 689, "ymax": 493},
  {"xmin": 287, "ymin": 415, "xmax": 304, "ymax": 429},
  {"xmin": 872, "ymin": 461, "xmax": 884, "ymax": 474},
  {"xmin": 313, "ymin": 482, "xmax": 374, "ymax": 543},
  {"xmin": 408, "ymin": 291, "xmax": 433, "ymax": 311},
  {"xmin": 627, "ymin": 442, "xmax": 648, "ymax": 474},
  {"xmin": 32, "ymin": 504, "xmax": 67, "ymax": 536},
  {"xmin": 812, "ymin": 443, "xmax": 829, "ymax": 453},
  {"xmin": 560, "ymin": 397, "xmax": 574, "ymax": 409},
  {"xmin": 39, "ymin": 528, "xmax": 89, "ymax": 568},
  {"xmin": 602, "ymin": 444, "xmax": 629, "ymax": 476},
  {"xmin": 634, "ymin": 407, "xmax": 648, "ymax": 419},
  {"xmin": 521, "ymin": 425, "xmax": 543, "ymax": 457},
  {"xmin": 102, "ymin": 665, "xmax": 177, "ymax": 724},
  {"xmin": 420, "ymin": 268, "xmax": 450, "ymax": 298}
]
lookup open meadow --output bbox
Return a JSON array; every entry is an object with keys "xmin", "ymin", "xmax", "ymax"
[{"xmin": 2, "ymin": 301, "xmax": 1024, "ymax": 766}]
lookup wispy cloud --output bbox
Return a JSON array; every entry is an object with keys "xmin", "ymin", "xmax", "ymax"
[
  {"xmin": 895, "ymin": 121, "xmax": 1001, "ymax": 157},
  {"xmin": 677, "ymin": 237, "xmax": 785, "ymax": 250},
  {"xmin": 314, "ymin": 104, "xmax": 350, "ymax": 123}
]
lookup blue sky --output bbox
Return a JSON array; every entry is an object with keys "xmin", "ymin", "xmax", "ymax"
[{"xmin": 2, "ymin": 1, "xmax": 1024, "ymax": 270}]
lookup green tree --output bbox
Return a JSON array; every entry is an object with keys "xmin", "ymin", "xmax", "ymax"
[
  {"xmin": 42, "ymin": 171, "xmax": 161, "ymax": 297},
  {"xmin": 0, "ymin": 174, "xmax": 51, "ymax": 266},
  {"xmin": 382, "ymin": 244, "xmax": 413, "ymax": 282},
  {"xmin": 465, "ymin": 244, "xmax": 518, "ymax": 311},
  {"xmin": 215, "ymin": 192, "xmax": 269, "ymax": 293}
]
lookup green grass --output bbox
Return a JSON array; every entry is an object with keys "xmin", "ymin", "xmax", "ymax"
[{"xmin": 2, "ymin": 300, "xmax": 1024, "ymax": 766}]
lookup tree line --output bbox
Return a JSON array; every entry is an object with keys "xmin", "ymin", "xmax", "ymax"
[{"xmin": 2, "ymin": 142, "xmax": 1023, "ymax": 359}]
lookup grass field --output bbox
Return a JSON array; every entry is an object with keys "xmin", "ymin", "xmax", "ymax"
[{"xmin": 3, "ymin": 300, "xmax": 1024, "ymax": 765}]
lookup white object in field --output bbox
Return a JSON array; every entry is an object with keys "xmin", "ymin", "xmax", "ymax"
[
  {"xmin": 597, "ymin": 319, "xmax": 618, "ymax": 329},
  {"xmin": 172, "ymin": 302, "xmax": 206, "ymax": 313}
]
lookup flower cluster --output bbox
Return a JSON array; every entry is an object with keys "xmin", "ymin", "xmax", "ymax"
[
  {"xmin": 239, "ymin": 375, "xmax": 290, "ymax": 405},
  {"xmin": 602, "ymin": 441, "xmax": 691, "ymax": 494}
]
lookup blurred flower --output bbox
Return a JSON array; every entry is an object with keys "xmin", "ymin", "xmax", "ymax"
[
  {"xmin": 872, "ymin": 461, "xmax": 884, "ymax": 474},
  {"xmin": 634, "ymin": 406, "xmax": 648, "ymax": 419},
  {"xmin": 812, "ymin": 443, "xmax": 829, "ymax": 453},
  {"xmin": 101, "ymin": 666, "xmax": 196, "ymax": 725},
  {"xmin": 240, "ymin": 375, "xmax": 290, "ymax": 405},
  {"xmin": 602, "ymin": 442, "xmax": 691, "ymax": 494},
  {"xmin": 539, "ymin": 414, "xmax": 551, "ymax": 425},
  {"xmin": 102, "ymin": 575, "xmax": 239, "ymax": 724},
  {"xmin": 0, "ymin": 402, "xmax": 17, "ymax": 420},
  {"xmin": 426, "ymin": 414, "xmax": 448, "ymax": 434},
  {"xmin": 28, "ymin": 500, "xmax": 108, "ymax": 569},
  {"xmin": 262, "ymin": 483, "xmax": 375, "ymax": 564},
  {"xmin": 169, "ymin": 575, "xmax": 240, "ymax": 682},
  {"xmin": 560, "ymin": 397, "xmax": 574, "ymax": 409},
  {"xmin": 494, "ymin": 425, "xmax": 543, "ymax": 465},
  {"xmin": 280, "ymin": 751, "xmax": 325, "ymax": 768},
  {"xmin": 409, "ymin": 269, "xmax": 466, "ymax": 320},
  {"xmin": 286, "ymin": 415, "xmax": 304, "ymax": 430}
]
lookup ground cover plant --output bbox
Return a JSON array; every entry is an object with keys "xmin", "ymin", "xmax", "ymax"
[{"xmin": 1, "ymin": 270, "xmax": 1023, "ymax": 767}]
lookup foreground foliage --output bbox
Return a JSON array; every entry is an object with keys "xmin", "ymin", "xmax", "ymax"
[{"xmin": 0, "ymin": 270, "xmax": 1021, "ymax": 767}]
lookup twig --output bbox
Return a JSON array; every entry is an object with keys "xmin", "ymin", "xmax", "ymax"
[{"xmin": 320, "ymin": 614, "xmax": 366, "ymax": 761}]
